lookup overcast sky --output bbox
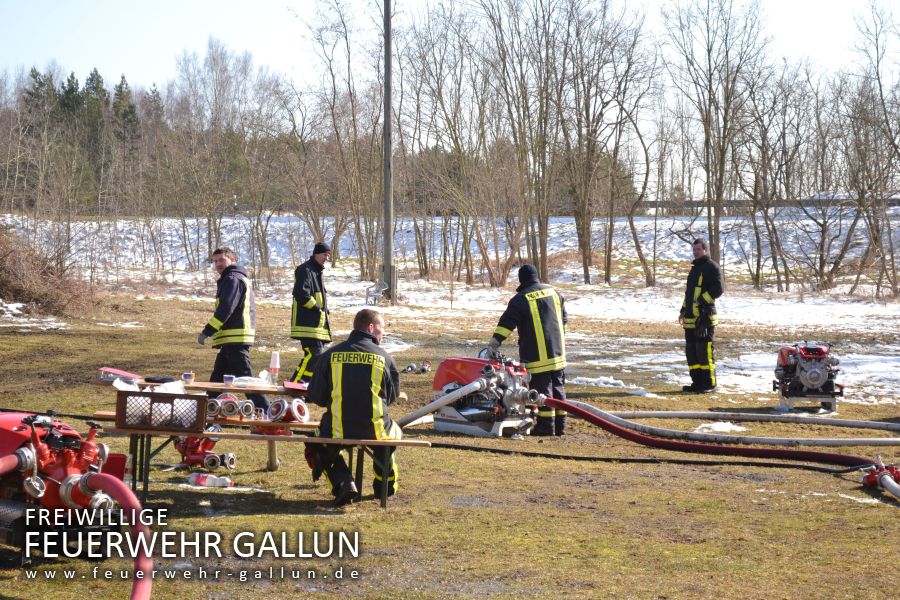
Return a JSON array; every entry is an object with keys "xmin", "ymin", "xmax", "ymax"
[{"xmin": 0, "ymin": 0, "xmax": 879, "ymax": 91}]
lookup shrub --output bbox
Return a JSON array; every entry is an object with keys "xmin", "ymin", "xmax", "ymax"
[{"xmin": 0, "ymin": 225, "xmax": 91, "ymax": 316}]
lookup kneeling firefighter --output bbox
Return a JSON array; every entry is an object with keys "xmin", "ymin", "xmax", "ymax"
[
  {"xmin": 489, "ymin": 264, "xmax": 568, "ymax": 436},
  {"xmin": 304, "ymin": 308, "xmax": 401, "ymax": 505}
]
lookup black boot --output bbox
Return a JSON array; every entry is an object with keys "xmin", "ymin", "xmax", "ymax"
[
  {"xmin": 333, "ymin": 479, "xmax": 358, "ymax": 507},
  {"xmin": 554, "ymin": 413, "xmax": 567, "ymax": 436},
  {"xmin": 531, "ymin": 414, "xmax": 555, "ymax": 436}
]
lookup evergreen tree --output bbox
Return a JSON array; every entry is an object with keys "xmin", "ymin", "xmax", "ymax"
[
  {"xmin": 112, "ymin": 75, "xmax": 140, "ymax": 150},
  {"xmin": 57, "ymin": 72, "xmax": 83, "ymax": 123}
]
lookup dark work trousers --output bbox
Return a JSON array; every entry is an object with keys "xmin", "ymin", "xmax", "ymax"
[
  {"xmin": 684, "ymin": 327, "xmax": 716, "ymax": 389},
  {"xmin": 209, "ymin": 344, "xmax": 268, "ymax": 410},
  {"xmin": 528, "ymin": 370, "xmax": 567, "ymax": 435},
  {"xmin": 291, "ymin": 339, "xmax": 326, "ymax": 383},
  {"xmin": 308, "ymin": 410, "xmax": 399, "ymax": 498}
]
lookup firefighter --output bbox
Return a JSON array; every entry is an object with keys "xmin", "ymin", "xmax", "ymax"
[
  {"xmin": 197, "ymin": 247, "xmax": 268, "ymax": 410},
  {"xmin": 678, "ymin": 238, "xmax": 724, "ymax": 393},
  {"xmin": 290, "ymin": 242, "xmax": 332, "ymax": 383},
  {"xmin": 489, "ymin": 264, "xmax": 568, "ymax": 436},
  {"xmin": 305, "ymin": 308, "xmax": 401, "ymax": 506}
]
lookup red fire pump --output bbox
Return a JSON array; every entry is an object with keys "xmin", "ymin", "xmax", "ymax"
[
  {"xmin": 773, "ymin": 342, "xmax": 844, "ymax": 412},
  {"xmin": 429, "ymin": 353, "xmax": 539, "ymax": 437},
  {"xmin": 0, "ymin": 412, "xmax": 154, "ymax": 599}
]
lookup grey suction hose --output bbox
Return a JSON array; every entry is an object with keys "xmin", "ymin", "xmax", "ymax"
[
  {"xmin": 397, "ymin": 373, "xmax": 492, "ymax": 428},
  {"xmin": 610, "ymin": 411, "xmax": 900, "ymax": 433},
  {"xmin": 575, "ymin": 402, "xmax": 900, "ymax": 447}
]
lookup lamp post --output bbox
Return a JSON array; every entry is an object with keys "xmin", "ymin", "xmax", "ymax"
[{"xmin": 382, "ymin": 0, "xmax": 396, "ymax": 304}]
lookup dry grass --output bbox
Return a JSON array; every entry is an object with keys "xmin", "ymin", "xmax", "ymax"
[{"xmin": 0, "ymin": 291, "xmax": 897, "ymax": 600}]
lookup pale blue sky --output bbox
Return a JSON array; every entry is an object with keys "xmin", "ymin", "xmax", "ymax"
[{"xmin": 0, "ymin": 0, "xmax": 879, "ymax": 91}]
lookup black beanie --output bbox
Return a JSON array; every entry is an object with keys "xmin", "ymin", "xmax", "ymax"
[
  {"xmin": 518, "ymin": 264, "xmax": 539, "ymax": 285},
  {"xmin": 312, "ymin": 242, "xmax": 331, "ymax": 255}
]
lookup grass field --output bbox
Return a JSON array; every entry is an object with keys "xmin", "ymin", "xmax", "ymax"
[{"xmin": 0, "ymin": 288, "xmax": 897, "ymax": 600}]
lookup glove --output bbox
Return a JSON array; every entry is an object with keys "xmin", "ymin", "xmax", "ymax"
[
  {"xmin": 198, "ymin": 332, "xmax": 209, "ymax": 345},
  {"xmin": 694, "ymin": 314, "xmax": 710, "ymax": 340},
  {"xmin": 488, "ymin": 338, "xmax": 501, "ymax": 352}
]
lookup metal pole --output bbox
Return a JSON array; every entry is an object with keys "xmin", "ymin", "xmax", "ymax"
[{"xmin": 382, "ymin": 0, "xmax": 395, "ymax": 304}]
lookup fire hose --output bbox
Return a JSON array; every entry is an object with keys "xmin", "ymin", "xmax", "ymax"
[
  {"xmin": 577, "ymin": 405, "xmax": 900, "ymax": 447},
  {"xmin": 609, "ymin": 411, "xmax": 900, "ymax": 434},
  {"xmin": 83, "ymin": 472, "xmax": 154, "ymax": 600},
  {"xmin": 0, "ymin": 453, "xmax": 20, "ymax": 477},
  {"xmin": 545, "ymin": 398, "xmax": 874, "ymax": 468}
]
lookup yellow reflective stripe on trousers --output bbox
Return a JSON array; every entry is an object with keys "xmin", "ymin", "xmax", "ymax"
[
  {"xmin": 330, "ymin": 362, "xmax": 344, "ymax": 439},
  {"xmin": 708, "ymin": 342, "xmax": 716, "ymax": 386}
]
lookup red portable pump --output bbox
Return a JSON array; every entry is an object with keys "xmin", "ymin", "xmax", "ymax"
[
  {"xmin": 429, "ymin": 353, "xmax": 539, "ymax": 437},
  {"xmin": 773, "ymin": 342, "xmax": 843, "ymax": 411},
  {"xmin": 0, "ymin": 411, "xmax": 153, "ymax": 599}
]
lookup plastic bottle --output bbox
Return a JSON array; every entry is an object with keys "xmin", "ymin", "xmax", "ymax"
[
  {"xmin": 268, "ymin": 351, "xmax": 280, "ymax": 384},
  {"xmin": 188, "ymin": 473, "xmax": 234, "ymax": 487}
]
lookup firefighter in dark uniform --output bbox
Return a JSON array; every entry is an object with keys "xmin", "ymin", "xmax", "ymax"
[
  {"xmin": 198, "ymin": 247, "xmax": 268, "ymax": 410},
  {"xmin": 489, "ymin": 264, "xmax": 568, "ymax": 436},
  {"xmin": 305, "ymin": 308, "xmax": 402, "ymax": 506},
  {"xmin": 679, "ymin": 238, "xmax": 724, "ymax": 393},
  {"xmin": 290, "ymin": 242, "xmax": 332, "ymax": 383}
]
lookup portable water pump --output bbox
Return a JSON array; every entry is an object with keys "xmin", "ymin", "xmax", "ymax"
[
  {"xmin": 430, "ymin": 352, "xmax": 538, "ymax": 437},
  {"xmin": 773, "ymin": 342, "xmax": 844, "ymax": 411}
]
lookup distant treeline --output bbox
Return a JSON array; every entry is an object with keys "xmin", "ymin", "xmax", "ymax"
[{"xmin": 0, "ymin": 1, "xmax": 898, "ymax": 296}]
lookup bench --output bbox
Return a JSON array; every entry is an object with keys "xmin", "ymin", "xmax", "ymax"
[
  {"xmin": 365, "ymin": 280, "xmax": 389, "ymax": 305},
  {"xmin": 106, "ymin": 426, "xmax": 430, "ymax": 508}
]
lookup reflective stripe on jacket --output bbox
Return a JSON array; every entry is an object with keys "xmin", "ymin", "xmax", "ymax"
[
  {"xmin": 202, "ymin": 264, "xmax": 256, "ymax": 347},
  {"xmin": 680, "ymin": 255, "xmax": 723, "ymax": 329},
  {"xmin": 308, "ymin": 329, "xmax": 399, "ymax": 440},
  {"xmin": 291, "ymin": 257, "xmax": 331, "ymax": 341},
  {"xmin": 492, "ymin": 282, "xmax": 567, "ymax": 374}
]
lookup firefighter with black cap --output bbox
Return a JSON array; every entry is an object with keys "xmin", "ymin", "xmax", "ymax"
[
  {"xmin": 197, "ymin": 247, "xmax": 268, "ymax": 410},
  {"xmin": 290, "ymin": 242, "xmax": 332, "ymax": 383},
  {"xmin": 678, "ymin": 238, "xmax": 724, "ymax": 393},
  {"xmin": 489, "ymin": 264, "xmax": 568, "ymax": 436},
  {"xmin": 305, "ymin": 308, "xmax": 401, "ymax": 506}
]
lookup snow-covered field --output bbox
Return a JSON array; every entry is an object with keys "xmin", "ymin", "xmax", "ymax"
[{"xmin": 2, "ymin": 214, "xmax": 898, "ymax": 406}]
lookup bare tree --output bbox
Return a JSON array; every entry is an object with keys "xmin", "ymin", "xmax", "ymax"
[{"xmin": 663, "ymin": 0, "xmax": 765, "ymax": 262}]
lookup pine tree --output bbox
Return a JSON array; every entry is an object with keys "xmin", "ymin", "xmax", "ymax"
[{"xmin": 112, "ymin": 75, "xmax": 140, "ymax": 151}]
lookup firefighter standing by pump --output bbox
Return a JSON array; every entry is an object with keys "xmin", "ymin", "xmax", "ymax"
[
  {"xmin": 305, "ymin": 308, "xmax": 401, "ymax": 506},
  {"xmin": 290, "ymin": 242, "xmax": 332, "ymax": 383},
  {"xmin": 488, "ymin": 264, "xmax": 568, "ymax": 436},
  {"xmin": 197, "ymin": 247, "xmax": 268, "ymax": 410},
  {"xmin": 678, "ymin": 238, "xmax": 724, "ymax": 393}
]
